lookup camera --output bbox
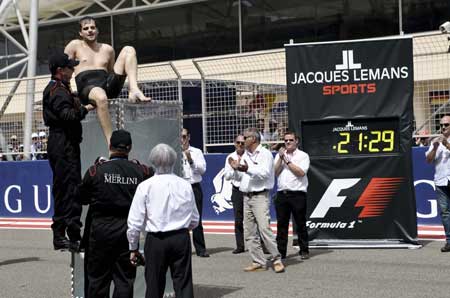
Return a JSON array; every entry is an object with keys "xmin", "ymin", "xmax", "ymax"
[{"xmin": 439, "ymin": 21, "xmax": 450, "ymax": 33}]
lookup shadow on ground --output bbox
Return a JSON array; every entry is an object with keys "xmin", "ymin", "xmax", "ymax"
[
  {"xmin": 0, "ymin": 257, "xmax": 40, "ymax": 267},
  {"xmin": 194, "ymin": 284, "xmax": 243, "ymax": 298}
]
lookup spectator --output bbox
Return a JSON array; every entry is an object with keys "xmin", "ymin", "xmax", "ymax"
[
  {"xmin": 181, "ymin": 128, "xmax": 210, "ymax": 257},
  {"xmin": 228, "ymin": 127, "xmax": 285, "ymax": 273},
  {"xmin": 31, "ymin": 132, "xmax": 39, "ymax": 160},
  {"xmin": 127, "ymin": 143, "xmax": 199, "ymax": 298},
  {"xmin": 9, "ymin": 135, "xmax": 19, "ymax": 160},
  {"xmin": 264, "ymin": 119, "xmax": 279, "ymax": 142},
  {"xmin": 224, "ymin": 134, "xmax": 246, "ymax": 254},
  {"xmin": 256, "ymin": 118, "xmax": 266, "ymax": 142},
  {"xmin": 274, "ymin": 131, "xmax": 310, "ymax": 260},
  {"xmin": 425, "ymin": 115, "xmax": 450, "ymax": 252},
  {"xmin": 16, "ymin": 144, "xmax": 24, "ymax": 161}
]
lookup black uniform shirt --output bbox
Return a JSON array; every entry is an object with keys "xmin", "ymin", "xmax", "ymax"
[
  {"xmin": 43, "ymin": 78, "xmax": 88, "ymax": 143},
  {"xmin": 79, "ymin": 157, "xmax": 153, "ymax": 218}
]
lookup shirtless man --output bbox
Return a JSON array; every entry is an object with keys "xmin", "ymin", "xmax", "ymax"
[{"xmin": 65, "ymin": 16, "xmax": 150, "ymax": 144}]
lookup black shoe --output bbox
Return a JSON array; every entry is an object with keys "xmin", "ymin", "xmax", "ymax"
[
  {"xmin": 232, "ymin": 248, "xmax": 245, "ymax": 254},
  {"xmin": 197, "ymin": 252, "xmax": 210, "ymax": 258},
  {"xmin": 441, "ymin": 244, "xmax": 450, "ymax": 252},
  {"xmin": 300, "ymin": 251, "xmax": 310, "ymax": 260},
  {"xmin": 53, "ymin": 238, "xmax": 70, "ymax": 251}
]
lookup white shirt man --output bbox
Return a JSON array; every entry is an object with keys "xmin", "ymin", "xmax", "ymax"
[
  {"xmin": 181, "ymin": 145, "xmax": 206, "ymax": 183},
  {"xmin": 237, "ymin": 144, "xmax": 275, "ymax": 193},
  {"xmin": 127, "ymin": 174, "xmax": 199, "ymax": 246},
  {"xmin": 127, "ymin": 143, "xmax": 198, "ymax": 298},
  {"xmin": 274, "ymin": 132, "xmax": 310, "ymax": 259},
  {"xmin": 180, "ymin": 128, "xmax": 209, "ymax": 257},
  {"xmin": 425, "ymin": 115, "xmax": 450, "ymax": 252},
  {"xmin": 224, "ymin": 135, "xmax": 246, "ymax": 254},
  {"xmin": 229, "ymin": 127, "xmax": 284, "ymax": 273}
]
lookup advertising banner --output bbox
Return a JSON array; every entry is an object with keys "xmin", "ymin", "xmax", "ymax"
[
  {"xmin": 0, "ymin": 149, "xmax": 440, "ymax": 240},
  {"xmin": 285, "ymin": 37, "xmax": 417, "ymax": 244}
]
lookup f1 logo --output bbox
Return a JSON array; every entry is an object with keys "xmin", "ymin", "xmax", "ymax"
[
  {"xmin": 336, "ymin": 50, "xmax": 361, "ymax": 70},
  {"xmin": 310, "ymin": 178, "xmax": 404, "ymax": 219},
  {"xmin": 310, "ymin": 179, "xmax": 360, "ymax": 218}
]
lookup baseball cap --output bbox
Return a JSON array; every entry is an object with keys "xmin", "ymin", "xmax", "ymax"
[
  {"xmin": 110, "ymin": 129, "xmax": 132, "ymax": 150},
  {"xmin": 31, "ymin": 132, "xmax": 38, "ymax": 139},
  {"xmin": 49, "ymin": 51, "xmax": 79, "ymax": 72},
  {"xmin": 39, "ymin": 131, "xmax": 47, "ymax": 138}
]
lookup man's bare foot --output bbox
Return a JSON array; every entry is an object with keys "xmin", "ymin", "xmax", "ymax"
[{"xmin": 129, "ymin": 89, "xmax": 151, "ymax": 102}]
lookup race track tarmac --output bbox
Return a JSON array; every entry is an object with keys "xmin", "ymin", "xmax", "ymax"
[{"xmin": 0, "ymin": 229, "xmax": 448, "ymax": 298}]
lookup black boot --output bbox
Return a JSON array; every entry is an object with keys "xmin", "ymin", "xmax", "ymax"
[{"xmin": 53, "ymin": 237, "xmax": 70, "ymax": 251}]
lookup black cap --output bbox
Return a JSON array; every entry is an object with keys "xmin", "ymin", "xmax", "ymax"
[
  {"xmin": 110, "ymin": 129, "xmax": 132, "ymax": 150},
  {"xmin": 49, "ymin": 51, "xmax": 79, "ymax": 72}
]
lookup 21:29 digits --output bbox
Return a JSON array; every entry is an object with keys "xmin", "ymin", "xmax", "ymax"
[{"xmin": 335, "ymin": 130, "xmax": 395, "ymax": 153}]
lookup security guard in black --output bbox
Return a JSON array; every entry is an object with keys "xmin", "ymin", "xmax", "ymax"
[
  {"xmin": 79, "ymin": 129, "xmax": 153, "ymax": 298},
  {"xmin": 43, "ymin": 51, "xmax": 94, "ymax": 251}
]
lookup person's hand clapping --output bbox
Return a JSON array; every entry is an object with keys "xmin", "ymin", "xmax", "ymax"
[
  {"xmin": 237, "ymin": 160, "xmax": 248, "ymax": 172},
  {"xmin": 432, "ymin": 140, "xmax": 440, "ymax": 150},
  {"xmin": 228, "ymin": 156, "xmax": 240, "ymax": 170}
]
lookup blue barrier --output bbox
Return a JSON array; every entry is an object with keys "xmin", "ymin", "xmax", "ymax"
[{"xmin": 0, "ymin": 147, "xmax": 442, "ymax": 227}]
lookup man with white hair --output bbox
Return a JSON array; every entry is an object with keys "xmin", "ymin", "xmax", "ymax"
[
  {"xmin": 127, "ymin": 143, "xmax": 199, "ymax": 298},
  {"xmin": 228, "ymin": 127, "xmax": 285, "ymax": 273}
]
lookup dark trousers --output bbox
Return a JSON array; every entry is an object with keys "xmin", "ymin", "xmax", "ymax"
[
  {"xmin": 192, "ymin": 183, "xmax": 207, "ymax": 254},
  {"xmin": 87, "ymin": 218, "xmax": 136, "ymax": 298},
  {"xmin": 47, "ymin": 132, "xmax": 82, "ymax": 242},
  {"xmin": 231, "ymin": 186, "xmax": 245, "ymax": 250},
  {"xmin": 144, "ymin": 229, "xmax": 193, "ymax": 298},
  {"xmin": 275, "ymin": 191, "xmax": 309, "ymax": 257}
]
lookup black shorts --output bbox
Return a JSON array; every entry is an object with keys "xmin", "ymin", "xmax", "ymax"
[{"xmin": 75, "ymin": 70, "xmax": 126, "ymax": 104}]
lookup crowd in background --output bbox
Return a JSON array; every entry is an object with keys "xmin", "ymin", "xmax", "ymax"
[{"xmin": 0, "ymin": 131, "xmax": 48, "ymax": 161}]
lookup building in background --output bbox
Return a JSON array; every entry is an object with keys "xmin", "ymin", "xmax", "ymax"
[{"xmin": 1, "ymin": 0, "xmax": 449, "ymax": 78}]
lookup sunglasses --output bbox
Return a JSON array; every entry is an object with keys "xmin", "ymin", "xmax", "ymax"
[
  {"xmin": 440, "ymin": 123, "xmax": 450, "ymax": 128},
  {"xmin": 284, "ymin": 139, "xmax": 295, "ymax": 143},
  {"xmin": 181, "ymin": 135, "xmax": 188, "ymax": 139},
  {"xmin": 236, "ymin": 141, "xmax": 244, "ymax": 145}
]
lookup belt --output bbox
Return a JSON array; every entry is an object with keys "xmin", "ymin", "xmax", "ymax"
[
  {"xmin": 278, "ymin": 190, "xmax": 306, "ymax": 195},
  {"xmin": 232, "ymin": 185, "xmax": 240, "ymax": 190},
  {"xmin": 244, "ymin": 189, "xmax": 268, "ymax": 197},
  {"xmin": 148, "ymin": 228, "xmax": 188, "ymax": 237}
]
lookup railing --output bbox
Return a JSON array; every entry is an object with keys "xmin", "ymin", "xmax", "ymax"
[{"xmin": 0, "ymin": 31, "xmax": 448, "ymax": 158}]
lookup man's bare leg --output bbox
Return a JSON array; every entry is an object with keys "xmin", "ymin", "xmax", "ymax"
[
  {"xmin": 114, "ymin": 46, "xmax": 150, "ymax": 102},
  {"xmin": 89, "ymin": 87, "xmax": 113, "ymax": 144}
]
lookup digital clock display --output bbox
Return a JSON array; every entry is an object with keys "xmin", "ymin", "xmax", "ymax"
[{"xmin": 301, "ymin": 117, "xmax": 400, "ymax": 157}]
